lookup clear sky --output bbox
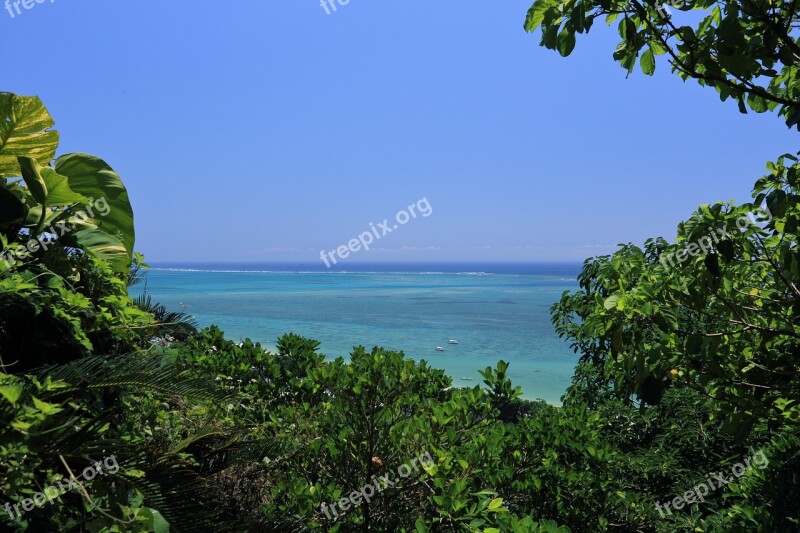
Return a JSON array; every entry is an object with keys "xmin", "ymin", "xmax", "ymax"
[{"xmin": 3, "ymin": 0, "xmax": 797, "ymax": 262}]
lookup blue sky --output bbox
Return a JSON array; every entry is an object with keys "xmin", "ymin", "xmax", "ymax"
[{"xmin": 3, "ymin": 0, "xmax": 796, "ymax": 262}]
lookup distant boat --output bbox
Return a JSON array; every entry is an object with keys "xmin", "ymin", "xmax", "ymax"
[
  {"xmin": 448, "ymin": 339, "xmax": 459, "ymax": 345},
  {"xmin": 460, "ymin": 377, "xmax": 474, "ymax": 381},
  {"xmin": 436, "ymin": 346, "xmax": 445, "ymax": 352}
]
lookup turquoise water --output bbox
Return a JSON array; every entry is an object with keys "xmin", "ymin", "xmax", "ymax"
[{"xmin": 136, "ymin": 263, "xmax": 581, "ymax": 404}]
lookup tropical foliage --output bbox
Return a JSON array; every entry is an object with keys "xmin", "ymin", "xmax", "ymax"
[
  {"xmin": 1, "ymin": 0, "xmax": 800, "ymax": 529},
  {"xmin": 524, "ymin": 0, "xmax": 800, "ymax": 127}
]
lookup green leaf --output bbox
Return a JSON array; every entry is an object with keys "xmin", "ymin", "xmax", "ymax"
[
  {"xmin": 487, "ymin": 497, "xmax": 504, "ymax": 510},
  {"xmin": 32, "ymin": 396, "xmax": 63, "ymax": 415},
  {"xmin": 640, "ymin": 48, "xmax": 655, "ymax": 75},
  {"xmin": 55, "ymin": 153, "xmax": 135, "ymax": 272},
  {"xmin": 747, "ymin": 93, "xmax": 768, "ymax": 113},
  {"xmin": 40, "ymin": 167, "xmax": 88, "ymax": 206},
  {"xmin": 557, "ymin": 27, "xmax": 576, "ymax": 56},
  {"xmin": 19, "ymin": 157, "xmax": 87, "ymax": 207},
  {"xmin": 604, "ymin": 295, "xmax": 620, "ymax": 310},
  {"xmin": 0, "ymin": 93, "xmax": 60, "ymax": 178},
  {"xmin": 648, "ymin": 40, "xmax": 667, "ymax": 55},
  {"xmin": 18, "ymin": 156, "xmax": 47, "ymax": 204},
  {"xmin": 542, "ymin": 24, "xmax": 559, "ymax": 49},
  {"xmin": 69, "ymin": 228, "xmax": 128, "ymax": 269},
  {"xmin": 524, "ymin": 0, "xmax": 549, "ymax": 32},
  {"xmin": 621, "ymin": 51, "xmax": 637, "ymax": 74},
  {"xmin": 0, "ymin": 382, "xmax": 23, "ymax": 404},
  {"xmin": 145, "ymin": 509, "xmax": 170, "ymax": 533}
]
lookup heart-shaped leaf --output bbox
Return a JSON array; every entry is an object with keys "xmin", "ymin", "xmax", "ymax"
[
  {"xmin": 0, "ymin": 93, "xmax": 60, "ymax": 178},
  {"xmin": 55, "ymin": 153, "xmax": 135, "ymax": 272}
]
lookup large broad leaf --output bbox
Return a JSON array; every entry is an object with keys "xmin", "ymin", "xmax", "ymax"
[
  {"xmin": 24, "ymin": 204, "xmax": 69, "ymax": 229},
  {"xmin": 69, "ymin": 228, "xmax": 129, "ymax": 271},
  {"xmin": 18, "ymin": 157, "xmax": 87, "ymax": 207},
  {"xmin": 54, "ymin": 153, "xmax": 135, "ymax": 272},
  {"xmin": 0, "ymin": 93, "xmax": 60, "ymax": 178}
]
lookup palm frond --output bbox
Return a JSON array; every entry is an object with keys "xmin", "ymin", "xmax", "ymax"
[
  {"xmin": 134, "ymin": 294, "xmax": 198, "ymax": 340},
  {"xmin": 5, "ymin": 355, "xmax": 243, "ymax": 532},
  {"xmin": 128, "ymin": 261, "xmax": 147, "ymax": 288},
  {"xmin": 37, "ymin": 353, "xmax": 231, "ymax": 403}
]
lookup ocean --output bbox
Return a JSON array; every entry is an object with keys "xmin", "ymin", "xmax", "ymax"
[{"xmin": 134, "ymin": 262, "xmax": 582, "ymax": 405}]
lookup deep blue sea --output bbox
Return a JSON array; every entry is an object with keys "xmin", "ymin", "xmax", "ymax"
[{"xmin": 135, "ymin": 262, "xmax": 582, "ymax": 404}]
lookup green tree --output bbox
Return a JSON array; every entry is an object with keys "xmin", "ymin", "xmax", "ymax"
[
  {"xmin": 525, "ymin": 0, "xmax": 800, "ymax": 128},
  {"xmin": 527, "ymin": 0, "xmax": 800, "ymax": 434}
]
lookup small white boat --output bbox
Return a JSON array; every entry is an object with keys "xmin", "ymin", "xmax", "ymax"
[
  {"xmin": 435, "ymin": 346, "xmax": 445, "ymax": 352},
  {"xmin": 460, "ymin": 377, "xmax": 474, "ymax": 381},
  {"xmin": 448, "ymin": 339, "xmax": 459, "ymax": 345}
]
